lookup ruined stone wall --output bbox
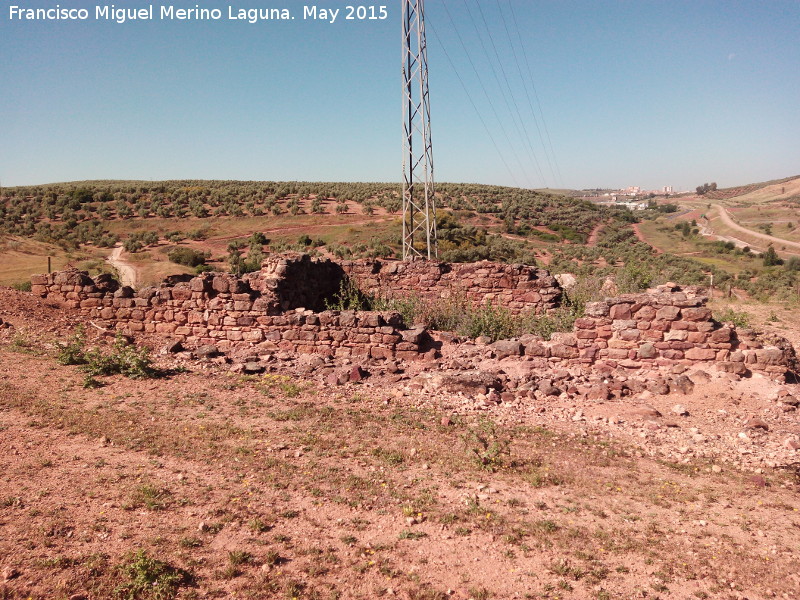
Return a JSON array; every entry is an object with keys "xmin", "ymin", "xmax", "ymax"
[
  {"xmin": 509, "ymin": 284, "xmax": 796, "ymax": 378},
  {"xmin": 341, "ymin": 259, "xmax": 562, "ymax": 315},
  {"xmin": 30, "ymin": 262, "xmax": 797, "ymax": 380},
  {"xmin": 30, "ymin": 269, "xmax": 423, "ymax": 360}
]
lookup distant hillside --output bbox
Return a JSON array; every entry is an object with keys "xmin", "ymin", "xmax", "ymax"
[
  {"xmin": 703, "ymin": 175, "xmax": 800, "ymax": 201},
  {"xmin": 0, "ymin": 179, "xmax": 631, "ymax": 255}
]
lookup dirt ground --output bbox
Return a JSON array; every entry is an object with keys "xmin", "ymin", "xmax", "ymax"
[{"xmin": 1, "ymin": 288, "xmax": 799, "ymax": 600}]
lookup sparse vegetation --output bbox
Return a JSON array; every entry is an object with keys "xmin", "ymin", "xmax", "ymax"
[{"xmin": 113, "ymin": 550, "xmax": 193, "ymax": 600}]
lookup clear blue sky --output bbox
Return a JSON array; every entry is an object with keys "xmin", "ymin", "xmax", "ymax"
[{"xmin": 1, "ymin": 1, "xmax": 798, "ymax": 191}]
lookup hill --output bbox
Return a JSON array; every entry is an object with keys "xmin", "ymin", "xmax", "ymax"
[
  {"xmin": 0, "ymin": 179, "xmax": 632, "ymax": 286},
  {"xmin": 703, "ymin": 175, "xmax": 800, "ymax": 203}
]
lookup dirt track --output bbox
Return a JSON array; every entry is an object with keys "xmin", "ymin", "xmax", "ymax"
[
  {"xmin": 106, "ymin": 245, "xmax": 138, "ymax": 288},
  {"xmin": 713, "ymin": 204, "xmax": 800, "ymax": 254}
]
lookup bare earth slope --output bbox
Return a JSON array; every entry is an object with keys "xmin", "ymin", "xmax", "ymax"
[{"xmin": 1, "ymin": 287, "xmax": 800, "ymax": 599}]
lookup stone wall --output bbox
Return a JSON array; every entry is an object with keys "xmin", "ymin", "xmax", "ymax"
[
  {"xmin": 502, "ymin": 284, "xmax": 797, "ymax": 379},
  {"xmin": 341, "ymin": 259, "xmax": 562, "ymax": 315},
  {"xmin": 30, "ymin": 268, "xmax": 424, "ymax": 360},
  {"xmin": 30, "ymin": 260, "xmax": 797, "ymax": 380}
]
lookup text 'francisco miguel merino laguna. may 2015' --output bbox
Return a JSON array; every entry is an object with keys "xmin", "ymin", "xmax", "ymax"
[{"xmin": 7, "ymin": 4, "xmax": 389, "ymax": 24}]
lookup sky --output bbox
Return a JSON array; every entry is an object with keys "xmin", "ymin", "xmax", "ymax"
[{"xmin": 1, "ymin": 0, "xmax": 798, "ymax": 191}]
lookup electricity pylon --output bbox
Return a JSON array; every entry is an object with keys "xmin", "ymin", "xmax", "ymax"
[{"xmin": 401, "ymin": 0, "xmax": 437, "ymax": 260}]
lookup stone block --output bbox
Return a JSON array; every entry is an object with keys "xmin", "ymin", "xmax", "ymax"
[
  {"xmin": 634, "ymin": 305, "xmax": 656, "ymax": 320},
  {"xmin": 656, "ymin": 306, "xmax": 681, "ymax": 321},
  {"xmin": 585, "ymin": 302, "xmax": 609, "ymax": 317},
  {"xmin": 636, "ymin": 342, "xmax": 656, "ymax": 359},
  {"xmin": 609, "ymin": 304, "xmax": 632, "ymax": 320},
  {"xmin": 665, "ymin": 330, "xmax": 688, "ymax": 341},
  {"xmin": 681, "ymin": 307, "xmax": 712, "ymax": 321},
  {"xmin": 684, "ymin": 347, "xmax": 716, "ymax": 361}
]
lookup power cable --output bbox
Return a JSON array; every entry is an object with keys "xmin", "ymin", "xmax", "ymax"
[
  {"xmin": 427, "ymin": 21, "xmax": 521, "ymax": 188},
  {"xmin": 459, "ymin": 0, "xmax": 547, "ymax": 187},
  {"xmin": 438, "ymin": 2, "xmax": 536, "ymax": 187},
  {"xmin": 506, "ymin": 0, "xmax": 564, "ymax": 187}
]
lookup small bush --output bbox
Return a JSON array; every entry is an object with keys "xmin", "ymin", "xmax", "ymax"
[
  {"xmin": 714, "ymin": 308, "xmax": 750, "ymax": 328},
  {"xmin": 55, "ymin": 326, "xmax": 88, "ymax": 366},
  {"xmin": 114, "ymin": 550, "xmax": 193, "ymax": 600},
  {"xmin": 11, "ymin": 280, "xmax": 32, "ymax": 292},
  {"xmin": 463, "ymin": 418, "xmax": 512, "ymax": 472},
  {"xmin": 167, "ymin": 247, "xmax": 208, "ymax": 267},
  {"xmin": 459, "ymin": 302, "xmax": 516, "ymax": 341},
  {"xmin": 83, "ymin": 335, "xmax": 155, "ymax": 379},
  {"xmin": 57, "ymin": 331, "xmax": 157, "ymax": 379},
  {"xmin": 324, "ymin": 276, "xmax": 374, "ymax": 311}
]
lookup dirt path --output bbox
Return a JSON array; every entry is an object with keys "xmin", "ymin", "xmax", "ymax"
[
  {"xmin": 585, "ymin": 221, "xmax": 605, "ymax": 247},
  {"xmin": 713, "ymin": 204, "xmax": 800, "ymax": 252},
  {"xmin": 107, "ymin": 245, "xmax": 138, "ymax": 288}
]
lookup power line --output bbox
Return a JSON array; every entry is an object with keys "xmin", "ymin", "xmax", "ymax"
[
  {"xmin": 438, "ymin": 1, "xmax": 535, "ymax": 187},
  {"xmin": 470, "ymin": 0, "xmax": 548, "ymax": 187},
  {"xmin": 506, "ymin": 0, "xmax": 564, "ymax": 187},
  {"xmin": 428, "ymin": 21, "xmax": 521, "ymax": 188},
  {"xmin": 459, "ymin": 0, "xmax": 546, "ymax": 187}
]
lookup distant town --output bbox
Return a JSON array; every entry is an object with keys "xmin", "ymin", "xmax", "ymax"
[{"xmin": 579, "ymin": 185, "xmax": 684, "ymax": 210}]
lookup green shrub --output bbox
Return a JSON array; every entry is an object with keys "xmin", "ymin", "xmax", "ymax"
[
  {"xmin": 11, "ymin": 280, "xmax": 32, "ymax": 292},
  {"xmin": 83, "ymin": 335, "xmax": 155, "ymax": 379},
  {"xmin": 55, "ymin": 326, "xmax": 88, "ymax": 366},
  {"xmin": 114, "ymin": 550, "xmax": 193, "ymax": 600},
  {"xmin": 463, "ymin": 418, "xmax": 512, "ymax": 472},
  {"xmin": 325, "ymin": 276, "xmax": 374, "ymax": 311},
  {"xmin": 459, "ymin": 302, "xmax": 516, "ymax": 341},
  {"xmin": 57, "ymin": 331, "xmax": 156, "ymax": 379},
  {"xmin": 714, "ymin": 308, "xmax": 750, "ymax": 328},
  {"xmin": 167, "ymin": 247, "xmax": 208, "ymax": 267}
]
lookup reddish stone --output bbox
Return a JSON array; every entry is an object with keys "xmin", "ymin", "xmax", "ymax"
[
  {"xmin": 684, "ymin": 347, "xmax": 716, "ymax": 360},
  {"xmin": 609, "ymin": 304, "xmax": 632, "ymax": 320}
]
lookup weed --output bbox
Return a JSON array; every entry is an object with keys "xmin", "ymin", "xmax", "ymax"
[
  {"xmin": 714, "ymin": 307, "xmax": 750, "ymax": 328},
  {"xmin": 125, "ymin": 484, "xmax": 171, "ymax": 511},
  {"xmin": 325, "ymin": 276, "xmax": 374, "ymax": 311},
  {"xmin": 82, "ymin": 374, "xmax": 104, "ymax": 389},
  {"xmin": 228, "ymin": 550, "xmax": 253, "ymax": 566},
  {"xmin": 398, "ymin": 530, "xmax": 428, "ymax": 540},
  {"xmin": 263, "ymin": 550, "xmax": 282, "ymax": 567},
  {"xmin": 549, "ymin": 558, "xmax": 585, "ymax": 580},
  {"xmin": 10, "ymin": 334, "xmax": 37, "ymax": 354},
  {"xmin": 179, "ymin": 537, "xmax": 202, "ymax": 549},
  {"xmin": 55, "ymin": 326, "xmax": 87, "ymax": 365},
  {"xmin": 460, "ymin": 301, "xmax": 516, "ymax": 341},
  {"xmin": 56, "ymin": 330, "xmax": 157, "ymax": 379},
  {"xmin": 11, "ymin": 280, "xmax": 32, "ymax": 292},
  {"xmin": 113, "ymin": 549, "xmax": 193, "ymax": 600},
  {"xmin": 83, "ymin": 335, "xmax": 156, "ymax": 379},
  {"xmin": 248, "ymin": 518, "xmax": 271, "ymax": 533},
  {"xmin": 532, "ymin": 520, "xmax": 559, "ymax": 534},
  {"xmin": 283, "ymin": 579, "xmax": 307, "ymax": 599},
  {"xmin": 468, "ymin": 587, "xmax": 491, "ymax": 600},
  {"xmin": 259, "ymin": 374, "xmax": 305, "ymax": 398},
  {"xmin": 372, "ymin": 446, "xmax": 405, "ymax": 466},
  {"xmin": 462, "ymin": 418, "xmax": 511, "ymax": 472}
]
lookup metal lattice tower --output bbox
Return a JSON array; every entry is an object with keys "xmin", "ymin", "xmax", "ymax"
[{"xmin": 402, "ymin": 0, "xmax": 437, "ymax": 260}]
